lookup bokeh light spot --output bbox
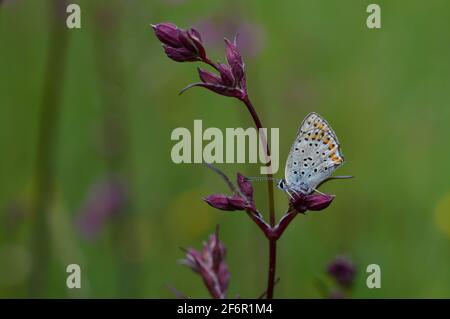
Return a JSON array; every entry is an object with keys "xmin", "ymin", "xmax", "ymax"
[
  {"xmin": 434, "ymin": 192, "xmax": 450, "ymax": 238},
  {"xmin": 165, "ymin": 189, "xmax": 217, "ymax": 241}
]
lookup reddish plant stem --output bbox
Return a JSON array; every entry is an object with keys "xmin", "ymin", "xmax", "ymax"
[
  {"xmin": 239, "ymin": 95, "xmax": 277, "ymax": 299},
  {"xmin": 240, "ymin": 96, "xmax": 275, "ymax": 225},
  {"xmin": 246, "ymin": 211, "xmax": 270, "ymax": 235},
  {"xmin": 266, "ymin": 239, "xmax": 277, "ymax": 299},
  {"xmin": 271, "ymin": 210, "xmax": 298, "ymax": 240},
  {"xmin": 202, "ymin": 56, "xmax": 278, "ymax": 298}
]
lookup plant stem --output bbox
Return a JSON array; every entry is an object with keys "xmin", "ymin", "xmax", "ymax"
[
  {"xmin": 202, "ymin": 56, "xmax": 278, "ymax": 298},
  {"xmin": 240, "ymin": 96, "xmax": 275, "ymax": 225},
  {"xmin": 272, "ymin": 210, "xmax": 298, "ymax": 240},
  {"xmin": 266, "ymin": 239, "xmax": 277, "ymax": 299},
  {"xmin": 239, "ymin": 95, "xmax": 277, "ymax": 299}
]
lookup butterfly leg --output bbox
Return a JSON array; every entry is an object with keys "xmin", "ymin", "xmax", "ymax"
[
  {"xmin": 312, "ymin": 188, "xmax": 326, "ymax": 195},
  {"xmin": 285, "ymin": 188, "xmax": 295, "ymax": 200}
]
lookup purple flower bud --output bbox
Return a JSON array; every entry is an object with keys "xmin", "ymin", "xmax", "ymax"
[
  {"xmin": 236, "ymin": 173, "xmax": 253, "ymax": 201},
  {"xmin": 207, "ymin": 228, "xmax": 226, "ymax": 273},
  {"xmin": 290, "ymin": 192, "xmax": 335, "ymax": 213},
  {"xmin": 152, "ymin": 23, "xmax": 182, "ymax": 48},
  {"xmin": 178, "ymin": 30, "xmax": 198, "ymax": 54},
  {"xmin": 224, "ymin": 37, "xmax": 245, "ymax": 85},
  {"xmin": 327, "ymin": 255, "xmax": 356, "ymax": 287},
  {"xmin": 228, "ymin": 195, "xmax": 247, "ymax": 210},
  {"xmin": 218, "ymin": 63, "xmax": 235, "ymax": 87},
  {"xmin": 180, "ymin": 82, "xmax": 244, "ymax": 99},
  {"xmin": 153, "ymin": 23, "xmax": 207, "ymax": 63},
  {"xmin": 187, "ymin": 28, "xmax": 207, "ymax": 60},
  {"xmin": 204, "ymin": 194, "xmax": 232, "ymax": 211},
  {"xmin": 198, "ymin": 68, "xmax": 222, "ymax": 85},
  {"xmin": 163, "ymin": 45, "xmax": 199, "ymax": 62},
  {"xmin": 304, "ymin": 194, "xmax": 335, "ymax": 211},
  {"xmin": 203, "ymin": 194, "xmax": 251, "ymax": 212},
  {"xmin": 179, "ymin": 227, "xmax": 230, "ymax": 298}
]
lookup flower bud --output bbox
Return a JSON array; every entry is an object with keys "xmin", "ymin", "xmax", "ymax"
[
  {"xmin": 152, "ymin": 23, "xmax": 182, "ymax": 48},
  {"xmin": 204, "ymin": 194, "xmax": 233, "ymax": 211},
  {"xmin": 228, "ymin": 195, "xmax": 248, "ymax": 210},
  {"xmin": 204, "ymin": 193, "xmax": 254, "ymax": 212},
  {"xmin": 152, "ymin": 23, "xmax": 206, "ymax": 63},
  {"xmin": 304, "ymin": 194, "xmax": 335, "ymax": 211},
  {"xmin": 163, "ymin": 45, "xmax": 199, "ymax": 62},
  {"xmin": 179, "ymin": 227, "xmax": 230, "ymax": 298},
  {"xmin": 187, "ymin": 28, "xmax": 207, "ymax": 60},
  {"xmin": 198, "ymin": 68, "xmax": 222, "ymax": 85},
  {"xmin": 236, "ymin": 173, "xmax": 253, "ymax": 201},
  {"xmin": 218, "ymin": 63, "xmax": 235, "ymax": 87},
  {"xmin": 290, "ymin": 192, "xmax": 335, "ymax": 213},
  {"xmin": 224, "ymin": 37, "xmax": 245, "ymax": 85}
]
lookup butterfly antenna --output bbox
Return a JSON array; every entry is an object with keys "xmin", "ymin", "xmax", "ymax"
[{"xmin": 245, "ymin": 176, "xmax": 281, "ymax": 183}]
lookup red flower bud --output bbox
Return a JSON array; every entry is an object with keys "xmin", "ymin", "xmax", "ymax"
[
  {"xmin": 178, "ymin": 30, "xmax": 198, "ymax": 53},
  {"xmin": 180, "ymin": 82, "xmax": 244, "ymax": 99},
  {"xmin": 304, "ymin": 194, "xmax": 335, "ymax": 211},
  {"xmin": 224, "ymin": 37, "xmax": 245, "ymax": 85},
  {"xmin": 228, "ymin": 195, "xmax": 248, "ymax": 210},
  {"xmin": 152, "ymin": 23, "xmax": 182, "ymax": 48},
  {"xmin": 204, "ymin": 193, "xmax": 252, "ymax": 212},
  {"xmin": 290, "ymin": 192, "xmax": 335, "ymax": 213},
  {"xmin": 163, "ymin": 45, "xmax": 199, "ymax": 62},
  {"xmin": 218, "ymin": 63, "xmax": 235, "ymax": 87},
  {"xmin": 236, "ymin": 173, "xmax": 253, "ymax": 201},
  {"xmin": 179, "ymin": 227, "xmax": 230, "ymax": 299},
  {"xmin": 187, "ymin": 28, "xmax": 206, "ymax": 60},
  {"xmin": 152, "ymin": 23, "xmax": 206, "ymax": 63},
  {"xmin": 198, "ymin": 68, "xmax": 222, "ymax": 85},
  {"xmin": 204, "ymin": 194, "xmax": 233, "ymax": 211}
]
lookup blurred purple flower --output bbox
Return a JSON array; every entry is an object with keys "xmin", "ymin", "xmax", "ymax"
[
  {"xmin": 76, "ymin": 176, "xmax": 127, "ymax": 239},
  {"xmin": 327, "ymin": 255, "xmax": 356, "ymax": 288},
  {"xmin": 328, "ymin": 290, "xmax": 345, "ymax": 299},
  {"xmin": 152, "ymin": 22, "xmax": 206, "ymax": 62},
  {"xmin": 3, "ymin": 199, "xmax": 26, "ymax": 230},
  {"xmin": 194, "ymin": 18, "xmax": 265, "ymax": 58},
  {"xmin": 180, "ymin": 227, "xmax": 230, "ymax": 299}
]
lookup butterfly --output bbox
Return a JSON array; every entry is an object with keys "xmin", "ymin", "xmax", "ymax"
[{"xmin": 277, "ymin": 112, "xmax": 347, "ymax": 197}]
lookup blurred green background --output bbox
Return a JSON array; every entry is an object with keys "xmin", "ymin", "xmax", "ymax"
[{"xmin": 1, "ymin": 0, "xmax": 450, "ymax": 298}]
